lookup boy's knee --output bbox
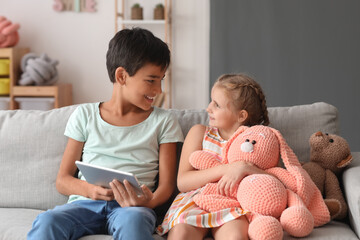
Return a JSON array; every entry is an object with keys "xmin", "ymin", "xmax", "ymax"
[
  {"xmin": 122, "ymin": 207, "xmax": 156, "ymax": 226},
  {"xmin": 28, "ymin": 211, "xmax": 68, "ymax": 240},
  {"xmin": 110, "ymin": 207, "xmax": 156, "ymax": 240},
  {"xmin": 33, "ymin": 211, "xmax": 59, "ymax": 228}
]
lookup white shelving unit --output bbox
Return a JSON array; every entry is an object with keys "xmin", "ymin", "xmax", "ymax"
[
  {"xmin": 114, "ymin": 0, "xmax": 172, "ymax": 108},
  {"xmin": 121, "ymin": 20, "xmax": 165, "ymax": 25},
  {"xmin": 0, "ymin": 48, "xmax": 72, "ymax": 110}
]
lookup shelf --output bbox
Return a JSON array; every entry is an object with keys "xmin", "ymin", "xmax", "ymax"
[
  {"xmin": 0, "ymin": 48, "xmax": 73, "ymax": 110},
  {"xmin": 121, "ymin": 20, "xmax": 166, "ymax": 25},
  {"xmin": 12, "ymin": 84, "xmax": 72, "ymax": 109},
  {"xmin": 0, "ymin": 47, "xmax": 30, "ymax": 109},
  {"xmin": 13, "ymin": 85, "xmax": 62, "ymax": 96}
]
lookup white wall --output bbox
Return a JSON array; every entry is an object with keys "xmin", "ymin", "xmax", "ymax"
[
  {"xmin": 1, "ymin": 0, "xmax": 209, "ymax": 109},
  {"xmin": 171, "ymin": 0, "xmax": 209, "ymax": 109}
]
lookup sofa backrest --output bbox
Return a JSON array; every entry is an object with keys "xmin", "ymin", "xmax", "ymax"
[
  {"xmin": 0, "ymin": 105, "xmax": 78, "ymax": 210},
  {"xmin": 0, "ymin": 102, "xmax": 338, "ymax": 210}
]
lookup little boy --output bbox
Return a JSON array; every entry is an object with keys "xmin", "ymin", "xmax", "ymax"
[{"xmin": 27, "ymin": 28, "xmax": 183, "ymax": 240}]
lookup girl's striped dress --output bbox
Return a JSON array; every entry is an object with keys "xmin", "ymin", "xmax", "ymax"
[{"xmin": 156, "ymin": 127, "xmax": 248, "ymax": 235}]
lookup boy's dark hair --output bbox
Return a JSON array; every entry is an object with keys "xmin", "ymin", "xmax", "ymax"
[{"xmin": 106, "ymin": 28, "xmax": 170, "ymax": 83}]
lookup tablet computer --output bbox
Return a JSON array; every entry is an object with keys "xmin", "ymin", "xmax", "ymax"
[{"xmin": 75, "ymin": 161, "xmax": 143, "ymax": 195}]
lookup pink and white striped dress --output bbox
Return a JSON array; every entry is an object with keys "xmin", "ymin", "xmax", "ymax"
[{"xmin": 156, "ymin": 127, "xmax": 248, "ymax": 235}]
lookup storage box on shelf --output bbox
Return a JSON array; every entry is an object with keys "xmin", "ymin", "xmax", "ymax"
[
  {"xmin": 15, "ymin": 97, "xmax": 54, "ymax": 111},
  {"xmin": 0, "ymin": 47, "xmax": 29, "ymax": 109},
  {"xmin": 0, "ymin": 78, "xmax": 10, "ymax": 95},
  {"xmin": 15, "ymin": 97, "xmax": 55, "ymax": 111},
  {"xmin": 12, "ymin": 84, "xmax": 72, "ymax": 110},
  {"xmin": 0, "ymin": 47, "xmax": 72, "ymax": 110},
  {"xmin": 0, "ymin": 59, "xmax": 10, "ymax": 75},
  {"xmin": 0, "ymin": 97, "xmax": 10, "ymax": 110}
]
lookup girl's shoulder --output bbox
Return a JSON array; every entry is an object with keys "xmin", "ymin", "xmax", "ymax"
[
  {"xmin": 189, "ymin": 124, "xmax": 207, "ymax": 133},
  {"xmin": 185, "ymin": 124, "xmax": 207, "ymax": 141},
  {"xmin": 187, "ymin": 125, "xmax": 223, "ymax": 139},
  {"xmin": 182, "ymin": 124, "xmax": 206, "ymax": 147}
]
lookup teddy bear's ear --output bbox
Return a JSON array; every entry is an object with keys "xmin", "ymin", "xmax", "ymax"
[
  {"xmin": 222, "ymin": 126, "xmax": 249, "ymax": 164},
  {"xmin": 337, "ymin": 154, "xmax": 353, "ymax": 168}
]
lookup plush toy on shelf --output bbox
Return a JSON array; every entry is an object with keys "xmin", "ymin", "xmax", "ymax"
[
  {"xmin": 190, "ymin": 125, "xmax": 330, "ymax": 240},
  {"xmin": 19, "ymin": 53, "xmax": 59, "ymax": 86},
  {"xmin": 0, "ymin": 16, "xmax": 20, "ymax": 48},
  {"xmin": 302, "ymin": 131, "xmax": 352, "ymax": 220}
]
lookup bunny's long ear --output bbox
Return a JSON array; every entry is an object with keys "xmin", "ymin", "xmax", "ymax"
[
  {"xmin": 270, "ymin": 128, "xmax": 301, "ymax": 169},
  {"xmin": 270, "ymin": 128, "xmax": 314, "ymax": 204},
  {"xmin": 271, "ymin": 127, "xmax": 331, "ymax": 226},
  {"xmin": 222, "ymin": 126, "xmax": 249, "ymax": 164}
]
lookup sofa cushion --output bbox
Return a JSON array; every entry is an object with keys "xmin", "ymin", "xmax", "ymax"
[
  {"xmin": 0, "ymin": 105, "xmax": 78, "ymax": 210},
  {"xmin": 1, "ymin": 208, "xmax": 357, "ymax": 240},
  {"xmin": 343, "ymin": 152, "xmax": 360, "ymax": 238},
  {"xmin": 0, "ymin": 208, "xmax": 43, "ymax": 239},
  {"xmin": 268, "ymin": 102, "xmax": 339, "ymax": 163}
]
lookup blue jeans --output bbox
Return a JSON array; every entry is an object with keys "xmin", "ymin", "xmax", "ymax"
[{"xmin": 27, "ymin": 200, "xmax": 156, "ymax": 240}]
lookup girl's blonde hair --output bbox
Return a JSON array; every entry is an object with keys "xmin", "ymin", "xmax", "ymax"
[{"xmin": 215, "ymin": 73, "xmax": 269, "ymax": 126}]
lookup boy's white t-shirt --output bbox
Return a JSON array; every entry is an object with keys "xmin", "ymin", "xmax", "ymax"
[{"xmin": 64, "ymin": 102, "xmax": 184, "ymax": 203}]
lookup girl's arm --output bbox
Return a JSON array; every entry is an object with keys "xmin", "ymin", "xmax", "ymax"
[
  {"xmin": 56, "ymin": 138, "xmax": 114, "ymax": 201},
  {"xmin": 110, "ymin": 142, "xmax": 177, "ymax": 209},
  {"xmin": 177, "ymin": 124, "xmax": 270, "ymax": 195},
  {"xmin": 177, "ymin": 124, "xmax": 230, "ymax": 192}
]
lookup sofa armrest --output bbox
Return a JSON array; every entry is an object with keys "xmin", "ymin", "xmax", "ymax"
[{"xmin": 343, "ymin": 152, "xmax": 360, "ymax": 238}]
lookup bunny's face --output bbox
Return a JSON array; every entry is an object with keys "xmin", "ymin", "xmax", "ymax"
[{"xmin": 227, "ymin": 125, "xmax": 280, "ymax": 169}]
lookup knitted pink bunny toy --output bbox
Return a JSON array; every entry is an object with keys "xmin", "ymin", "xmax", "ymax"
[{"xmin": 190, "ymin": 125, "xmax": 330, "ymax": 239}]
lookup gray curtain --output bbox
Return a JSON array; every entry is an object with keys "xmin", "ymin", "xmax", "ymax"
[{"xmin": 210, "ymin": 0, "xmax": 360, "ymax": 151}]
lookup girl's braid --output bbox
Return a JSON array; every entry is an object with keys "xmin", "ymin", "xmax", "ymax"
[{"xmin": 246, "ymin": 83, "xmax": 269, "ymax": 126}]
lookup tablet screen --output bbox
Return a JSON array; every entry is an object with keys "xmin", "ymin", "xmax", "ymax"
[{"xmin": 75, "ymin": 161, "xmax": 143, "ymax": 195}]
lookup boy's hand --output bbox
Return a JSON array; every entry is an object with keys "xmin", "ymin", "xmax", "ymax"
[
  {"xmin": 88, "ymin": 185, "xmax": 114, "ymax": 201},
  {"xmin": 110, "ymin": 179, "xmax": 153, "ymax": 208}
]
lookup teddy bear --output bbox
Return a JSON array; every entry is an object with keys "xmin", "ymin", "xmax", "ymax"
[
  {"xmin": 0, "ymin": 16, "xmax": 20, "ymax": 48},
  {"xmin": 302, "ymin": 131, "xmax": 352, "ymax": 220},
  {"xmin": 189, "ymin": 125, "xmax": 330, "ymax": 240}
]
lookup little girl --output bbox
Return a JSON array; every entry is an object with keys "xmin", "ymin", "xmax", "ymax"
[{"xmin": 157, "ymin": 73, "xmax": 270, "ymax": 239}]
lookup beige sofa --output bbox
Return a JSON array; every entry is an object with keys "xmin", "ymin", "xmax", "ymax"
[{"xmin": 0, "ymin": 102, "xmax": 359, "ymax": 240}]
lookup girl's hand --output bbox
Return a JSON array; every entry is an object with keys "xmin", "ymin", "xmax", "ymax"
[
  {"xmin": 218, "ymin": 161, "xmax": 264, "ymax": 197},
  {"xmin": 110, "ymin": 179, "xmax": 153, "ymax": 207},
  {"xmin": 87, "ymin": 184, "xmax": 114, "ymax": 201}
]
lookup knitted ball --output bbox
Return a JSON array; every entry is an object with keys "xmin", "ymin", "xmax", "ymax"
[
  {"xmin": 19, "ymin": 53, "xmax": 59, "ymax": 86},
  {"xmin": 226, "ymin": 125, "xmax": 280, "ymax": 169},
  {"xmin": 238, "ymin": 174, "xmax": 287, "ymax": 218}
]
